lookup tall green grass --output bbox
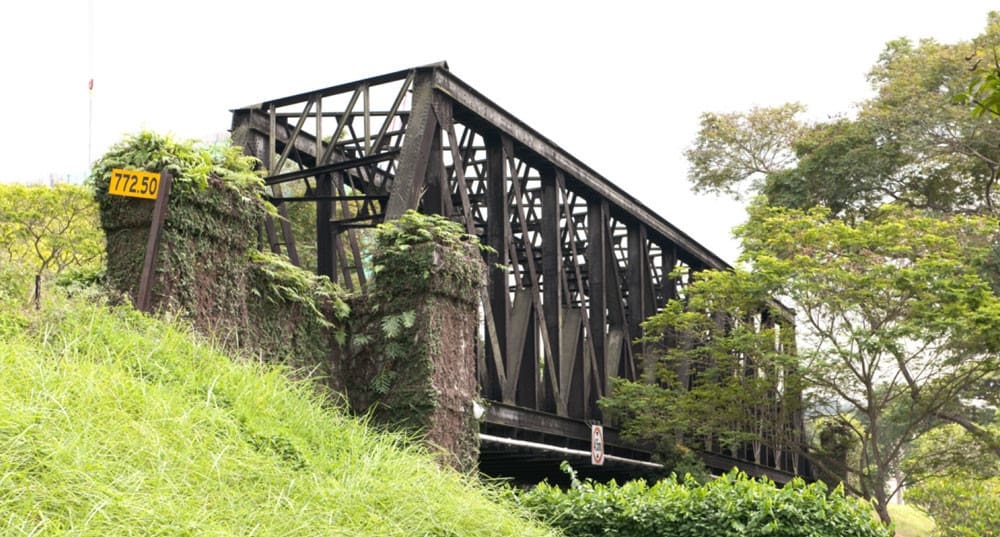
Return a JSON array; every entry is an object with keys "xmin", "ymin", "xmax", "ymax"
[
  {"xmin": 0, "ymin": 298, "xmax": 554, "ymax": 536},
  {"xmin": 887, "ymin": 503, "xmax": 934, "ymax": 537}
]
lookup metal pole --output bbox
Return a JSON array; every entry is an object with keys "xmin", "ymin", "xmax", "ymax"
[{"xmin": 136, "ymin": 171, "xmax": 172, "ymax": 312}]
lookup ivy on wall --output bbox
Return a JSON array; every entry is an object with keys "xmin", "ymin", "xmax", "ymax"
[
  {"xmin": 92, "ymin": 132, "xmax": 345, "ymax": 378},
  {"xmin": 94, "ymin": 133, "xmax": 483, "ymax": 470},
  {"xmin": 344, "ymin": 212, "xmax": 483, "ymax": 433}
]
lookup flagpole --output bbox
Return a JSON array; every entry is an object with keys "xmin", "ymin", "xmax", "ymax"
[{"xmin": 87, "ymin": 0, "xmax": 94, "ymax": 169}]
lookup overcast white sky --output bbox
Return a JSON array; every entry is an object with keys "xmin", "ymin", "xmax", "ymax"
[{"xmin": 1, "ymin": 1, "xmax": 996, "ymax": 262}]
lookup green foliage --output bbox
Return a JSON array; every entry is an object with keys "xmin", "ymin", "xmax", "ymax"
[
  {"xmin": 900, "ymin": 424, "xmax": 999, "ymax": 537},
  {"xmin": 742, "ymin": 204, "xmax": 1000, "ymax": 513},
  {"xmin": 246, "ymin": 250, "xmax": 350, "ymax": 378},
  {"xmin": 902, "ymin": 424, "xmax": 1000, "ymax": 481},
  {"xmin": 371, "ymin": 209, "xmax": 483, "ymax": 300},
  {"xmin": 601, "ymin": 261, "xmax": 800, "ymax": 473},
  {"xmin": 964, "ymin": 57, "xmax": 1000, "ymax": 118},
  {"xmin": 518, "ymin": 468, "xmax": 890, "ymax": 537},
  {"xmin": 601, "ymin": 255, "xmax": 802, "ymax": 479},
  {"xmin": 685, "ymin": 103, "xmax": 806, "ymax": 200},
  {"xmin": 89, "ymin": 131, "xmax": 263, "ymax": 197},
  {"xmin": 678, "ymin": 12, "xmax": 1000, "ymax": 529},
  {"xmin": 907, "ymin": 477, "xmax": 1000, "ymax": 537},
  {"xmin": 763, "ymin": 117, "xmax": 903, "ymax": 217},
  {"xmin": 380, "ymin": 310, "xmax": 416, "ymax": 339},
  {"xmin": 0, "ymin": 181, "xmax": 103, "ymax": 329},
  {"xmin": 344, "ymin": 210, "xmax": 483, "ymax": 432},
  {"xmin": 0, "ymin": 259, "xmax": 33, "ymax": 308},
  {"xmin": 248, "ymin": 249, "xmax": 350, "ymax": 328},
  {"xmin": 0, "ymin": 183, "xmax": 104, "ymax": 279},
  {"xmin": 953, "ymin": 13, "xmax": 1000, "ymax": 119},
  {"xmin": 0, "ymin": 262, "xmax": 31, "ymax": 336},
  {"xmin": 688, "ymin": 14, "xmax": 1000, "ymax": 218},
  {"xmin": 610, "ymin": 204, "xmax": 1000, "ymax": 523},
  {"xmin": 91, "ymin": 131, "xmax": 342, "ymax": 378},
  {"xmin": 0, "ymin": 297, "xmax": 554, "ymax": 537}
]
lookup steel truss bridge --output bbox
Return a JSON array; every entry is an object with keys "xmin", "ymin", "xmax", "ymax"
[{"xmin": 232, "ymin": 62, "xmax": 809, "ymax": 484}]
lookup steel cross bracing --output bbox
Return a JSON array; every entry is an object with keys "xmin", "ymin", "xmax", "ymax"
[{"xmin": 231, "ymin": 63, "xmax": 809, "ymax": 482}]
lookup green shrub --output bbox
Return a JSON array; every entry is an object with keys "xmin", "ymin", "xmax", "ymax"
[
  {"xmin": 518, "ymin": 464, "xmax": 889, "ymax": 537},
  {"xmin": 907, "ymin": 476, "xmax": 1000, "ymax": 537}
]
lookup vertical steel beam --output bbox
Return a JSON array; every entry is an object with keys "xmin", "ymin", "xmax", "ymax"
[
  {"xmin": 627, "ymin": 224, "xmax": 648, "ymax": 350},
  {"xmin": 587, "ymin": 198, "xmax": 609, "ymax": 395},
  {"xmin": 363, "ymin": 83, "xmax": 371, "ymax": 155},
  {"xmin": 316, "ymin": 173, "xmax": 335, "ymax": 281},
  {"xmin": 485, "ymin": 134, "xmax": 510, "ymax": 402},
  {"xmin": 518, "ymin": 300, "xmax": 538, "ymax": 409},
  {"xmin": 660, "ymin": 245, "xmax": 679, "ymax": 369},
  {"xmin": 504, "ymin": 138, "xmax": 558, "ymax": 414},
  {"xmin": 336, "ymin": 180, "xmax": 368, "ymax": 291},
  {"xmin": 540, "ymin": 168, "xmax": 562, "ymax": 413},
  {"xmin": 268, "ymin": 104, "xmax": 277, "ymax": 174},
  {"xmin": 662, "ymin": 245, "xmax": 678, "ymax": 302},
  {"xmin": 628, "ymin": 225, "xmax": 659, "ymax": 381},
  {"xmin": 564, "ymin": 313, "xmax": 585, "ymax": 417},
  {"xmin": 557, "ymin": 174, "xmax": 599, "ymax": 417}
]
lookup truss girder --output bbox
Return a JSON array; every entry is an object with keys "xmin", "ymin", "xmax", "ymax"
[{"xmin": 231, "ymin": 63, "xmax": 807, "ymax": 478}]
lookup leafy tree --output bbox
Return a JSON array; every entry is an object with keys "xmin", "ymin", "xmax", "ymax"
[
  {"xmin": 901, "ymin": 424, "xmax": 1000, "ymax": 537},
  {"xmin": 0, "ymin": 183, "xmax": 104, "ymax": 293},
  {"xmin": 685, "ymin": 103, "xmax": 807, "ymax": 201},
  {"xmin": 601, "ymin": 266, "xmax": 803, "ymax": 475},
  {"xmin": 687, "ymin": 13, "xmax": 1000, "ymax": 218},
  {"xmin": 903, "ymin": 423, "xmax": 999, "ymax": 481},
  {"xmin": 959, "ymin": 13, "xmax": 1000, "ymax": 116},
  {"xmin": 605, "ymin": 204, "xmax": 1000, "ymax": 525},
  {"xmin": 741, "ymin": 205, "xmax": 1000, "ymax": 523},
  {"xmin": 675, "ymin": 17, "xmax": 1000, "ymax": 526},
  {"xmin": 908, "ymin": 477, "xmax": 1000, "ymax": 537}
]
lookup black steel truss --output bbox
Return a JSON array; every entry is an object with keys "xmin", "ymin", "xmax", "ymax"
[{"xmin": 231, "ymin": 62, "xmax": 808, "ymax": 481}]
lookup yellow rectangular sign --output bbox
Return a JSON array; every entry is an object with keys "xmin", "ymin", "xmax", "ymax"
[{"xmin": 109, "ymin": 168, "xmax": 161, "ymax": 200}]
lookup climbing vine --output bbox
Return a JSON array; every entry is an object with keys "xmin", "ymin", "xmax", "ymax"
[
  {"xmin": 343, "ymin": 211, "xmax": 483, "ymax": 434},
  {"xmin": 92, "ymin": 132, "xmax": 345, "ymax": 378},
  {"xmin": 94, "ymin": 133, "xmax": 484, "ymax": 470}
]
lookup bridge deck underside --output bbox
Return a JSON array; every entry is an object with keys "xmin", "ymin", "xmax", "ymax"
[{"xmin": 232, "ymin": 63, "xmax": 809, "ymax": 484}]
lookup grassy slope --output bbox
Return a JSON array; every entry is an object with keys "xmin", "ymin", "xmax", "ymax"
[
  {"xmin": 888, "ymin": 503, "xmax": 934, "ymax": 537},
  {"xmin": 0, "ymin": 298, "xmax": 554, "ymax": 536}
]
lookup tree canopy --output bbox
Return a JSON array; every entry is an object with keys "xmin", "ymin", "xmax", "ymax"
[
  {"xmin": 605, "ymin": 203, "xmax": 1000, "ymax": 524},
  {"xmin": 687, "ymin": 13, "xmax": 1000, "ymax": 219},
  {"xmin": 609, "ymin": 16, "xmax": 1000, "ymax": 528},
  {"xmin": 0, "ymin": 183, "xmax": 104, "ymax": 285}
]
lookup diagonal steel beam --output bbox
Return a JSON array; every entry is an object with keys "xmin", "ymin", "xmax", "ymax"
[{"xmin": 385, "ymin": 70, "xmax": 439, "ymax": 219}]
